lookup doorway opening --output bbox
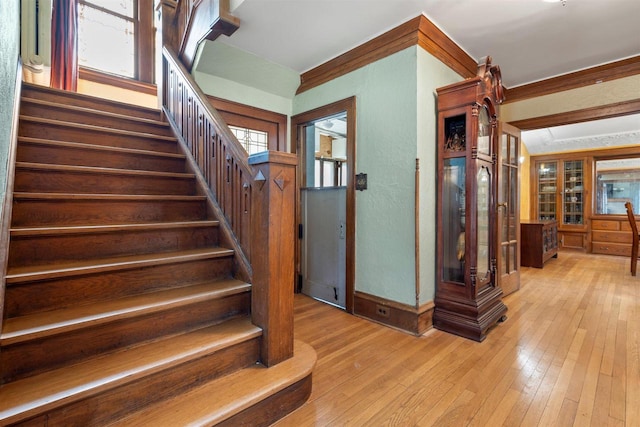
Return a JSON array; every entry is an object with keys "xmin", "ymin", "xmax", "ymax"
[{"xmin": 292, "ymin": 97, "xmax": 356, "ymax": 312}]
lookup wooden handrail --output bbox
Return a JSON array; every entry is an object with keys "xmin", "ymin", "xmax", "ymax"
[
  {"xmin": 161, "ymin": 0, "xmax": 240, "ymax": 71},
  {"xmin": 161, "ymin": 46, "xmax": 297, "ymax": 365}
]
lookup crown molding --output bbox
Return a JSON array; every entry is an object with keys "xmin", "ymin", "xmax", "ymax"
[
  {"xmin": 508, "ymin": 99, "xmax": 640, "ymax": 130},
  {"xmin": 297, "ymin": 15, "xmax": 476, "ymax": 95},
  {"xmin": 504, "ymin": 56, "xmax": 640, "ymax": 103}
]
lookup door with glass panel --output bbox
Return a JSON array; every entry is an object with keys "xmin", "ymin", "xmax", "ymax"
[
  {"xmin": 299, "ymin": 112, "xmax": 349, "ymax": 308},
  {"xmin": 498, "ymin": 122, "xmax": 521, "ymax": 296}
]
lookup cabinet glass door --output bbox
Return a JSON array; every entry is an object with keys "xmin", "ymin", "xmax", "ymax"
[
  {"xmin": 538, "ymin": 161, "xmax": 557, "ymax": 221},
  {"xmin": 563, "ymin": 160, "xmax": 584, "ymax": 225}
]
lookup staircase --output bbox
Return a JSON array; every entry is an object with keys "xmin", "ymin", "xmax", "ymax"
[{"xmin": 0, "ymin": 84, "xmax": 314, "ymax": 426}]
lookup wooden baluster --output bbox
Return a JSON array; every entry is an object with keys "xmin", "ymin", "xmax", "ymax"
[{"xmin": 249, "ymin": 151, "xmax": 297, "ymax": 366}]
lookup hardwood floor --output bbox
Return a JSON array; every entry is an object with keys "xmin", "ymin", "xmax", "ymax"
[{"xmin": 275, "ymin": 251, "xmax": 640, "ymax": 426}]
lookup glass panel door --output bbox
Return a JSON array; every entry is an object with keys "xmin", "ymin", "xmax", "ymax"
[
  {"xmin": 498, "ymin": 123, "xmax": 521, "ymax": 296},
  {"xmin": 538, "ymin": 161, "xmax": 558, "ymax": 221},
  {"xmin": 563, "ymin": 160, "xmax": 584, "ymax": 225}
]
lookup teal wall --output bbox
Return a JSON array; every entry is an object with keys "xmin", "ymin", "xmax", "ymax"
[
  {"xmin": 0, "ymin": 0, "xmax": 21, "ymax": 224},
  {"xmin": 294, "ymin": 47, "xmax": 420, "ymax": 306},
  {"xmin": 294, "ymin": 46, "xmax": 462, "ymax": 306},
  {"xmin": 416, "ymin": 48, "xmax": 464, "ymax": 304}
]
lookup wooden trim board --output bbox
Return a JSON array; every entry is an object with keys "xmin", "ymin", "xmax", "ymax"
[{"xmin": 354, "ymin": 291, "xmax": 434, "ymax": 336}]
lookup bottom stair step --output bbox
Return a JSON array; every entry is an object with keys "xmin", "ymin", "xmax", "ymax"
[
  {"xmin": 110, "ymin": 340, "xmax": 317, "ymax": 427},
  {"xmin": 0, "ymin": 318, "xmax": 262, "ymax": 426}
]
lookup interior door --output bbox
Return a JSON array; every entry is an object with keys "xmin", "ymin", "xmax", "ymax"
[
  {"xmin": 498, "ymin": 122, "xmax": 521, "ymax": 295},
  {"xmin": 299, "ymin": 113, "xmax": 348, "ymax": 308},
  {"xmin": 301, "ymin": 187, "xmax": 346, "ymax": 307}
]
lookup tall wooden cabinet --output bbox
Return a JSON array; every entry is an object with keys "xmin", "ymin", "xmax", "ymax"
[
  {"xmin": 531, "ymin": 156, "xmax": 590, "ymax": 250},
  {"xmin": 434, "ymin": 57, "xmax": 507, "ymax": 342}
]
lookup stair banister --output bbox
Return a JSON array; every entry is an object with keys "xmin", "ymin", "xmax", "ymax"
[{"xmin": 161, "ymin": 46, "xmax": 297, "ymax": 366}]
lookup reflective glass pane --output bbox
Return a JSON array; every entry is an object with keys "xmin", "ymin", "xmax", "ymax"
[
  {"xmin": 79, "ymin": 5, "xmax": 135, "ymax": 78},
  {"xmin": 501, "ymin": 245, "xmax": 507, "ymax": 275},
  {"xmin": 85, "ymin": 0, "xmax": 136, "ymax": 18},
  {"xmin": 477, "ymin": 107, "xmax": 491, "ymax": 155},
  {"xmin": 509, "ymin": 135, "xmax": 518, "ymax": 165},
  {"xmin": 477, "ymin": 167, "xmax": 490, "ymax": 277},
  {"xmin": 443, "ymin": 158, "xmax": 466, "ymax": 283},
  {"xmin": 509, "ymin": 244, "xmax": 517, "ymax": 273},
  {"xmin": 595, "ymin": 158, "xmax": 640, "ymax": 214},
  {"xmin": 501, "ymin": 133, "xmax": 508, "ymax": 160}
]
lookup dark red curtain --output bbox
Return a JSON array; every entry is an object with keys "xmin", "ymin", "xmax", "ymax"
[{"xmin": 50, "ymin": 0, "xmax": 78, "ymax": 91}]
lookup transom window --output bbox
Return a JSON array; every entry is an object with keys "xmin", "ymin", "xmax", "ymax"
[{"xmin": 78, "ymin": 0, "xmax": 155, "ymax": 83}]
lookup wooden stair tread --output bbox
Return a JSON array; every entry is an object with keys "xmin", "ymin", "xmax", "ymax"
[
  {"xmin": 15, "ymin": 161, "xmax": 196, "ymax": 179},
  {"xmin": 0, "ymin": 318, "xmax": 262, "ymax": 425},
  {"xmin": 19, "ymin": 116, "xmax": 177, "ymax": 142},
  {"xmin": 110, "ymin": 340, "xmax": 316, "ymax": 427},
  {"xmin": 5, "ymin": 247, "xmax": 234, "ymax": 283},
  {"xmin": 21, "ymin": 83, "xmax": 162, "ymax": 119},
  {"xmin": 1, "ymin": 279, "xmax": 250, "ymax": 345},
  {"xmin": 21, "ymin": 97, "xmax": 170, "ymax": 127},
  {"xmin": 12, "ymin": 191, "xmax": 206, "ymax": 201},
  {"xmin": 18, "ymin": 136, "xmax": 186, "ymax": 160},
  {"xmin": 10, "ymin": 220, "xmax": 219, "ymax": 236}
]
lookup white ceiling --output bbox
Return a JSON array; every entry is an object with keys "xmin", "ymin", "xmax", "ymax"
[{"xmin": 221, "ymin": 0, "xmax": 640, "ymax": 154}]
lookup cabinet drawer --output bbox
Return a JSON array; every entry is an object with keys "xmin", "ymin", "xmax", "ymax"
[
  {"xmin": 591, "ymin": 230, "xmax": 633, "ymax": 244},
  {"xmin": 620, "ymin": 221, "xmax": 632, "ymax": 232},
  {"xmin": 592, "ymin": 242, "xmax": 631, "ymax": 256},
  {"xmin": 592, "ymin": 220, "xmax": 620, "ymax": 231}
]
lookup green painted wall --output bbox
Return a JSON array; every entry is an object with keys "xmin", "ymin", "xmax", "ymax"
[
  {"xmin": 416, "ymin": 48, "xmax": 464, "ymax": 304},
  {"xmin": 294, "ymin": 47, "xmax": 420, "ymax": 306},
  {"xmin": 0, "ymin": 0, "xmax": 21, "ymax": 224},
  {"xmin": 294, "ymin": 46, "xmax": 463, "ymax": 306}
]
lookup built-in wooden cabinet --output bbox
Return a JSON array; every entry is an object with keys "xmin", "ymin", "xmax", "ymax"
[
  {"xmin": 591, "ymin": 216, "xmax": 634, "ymax": 256},
  {"xmin": 531, "ymin": 156, "xmax": 590, "ymax": 251},
  {"xmin": 520, "ymin": 220, "xmax": 558, "ymax": 268},
  {"xmin": 529, "ymin": 146, "xmax": 640, "ymax": 257}
]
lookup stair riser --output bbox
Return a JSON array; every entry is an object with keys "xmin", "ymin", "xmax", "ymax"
[
  {"xmin": 17, "ymin": 142, "xmax": 186, "ymax": 173},
  {"xmin": 19, "ymin": 120, "xmax": 178, "ymax": 153},
  {"xmin": 14, "ymin": 168, "xmax": 196, "ymax": 195},
  {"xmin": 21, "ymin": 85, "xmax": 162, "ymax": 121},
  {"xmin": 11, "ymin": 198, "xmax": 207, "ymax": 227},
  {"xmin": 1, "ymin": 292, "xmax": 251, "ymax": 384},
  {"xmin": 8, "ymin": 227, "xmax": 220, "ymax": 268},
  {"xmin": 6, "ymin": 257, "xmax": 236, "ymax": 317},
  {"xmin": 20, "ymin": 101, "xmax": 173, "ymax": 136},
  {"xmin": 13, "ymin": 339, "xmax": 260, "ymax": 427},
  {"xmin": 218, "ymin": 376, "xmax": 313, "ymax": 427}
]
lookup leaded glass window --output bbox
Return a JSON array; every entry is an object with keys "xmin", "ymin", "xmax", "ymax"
[{"xmin": 229, "ymin": 126, "xmax": 269, "ymax": 155}]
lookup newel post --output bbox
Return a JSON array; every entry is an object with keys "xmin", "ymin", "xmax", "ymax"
[{"xmin": 248, "ymin": 151, "xmax": 298, "ymax": 366}]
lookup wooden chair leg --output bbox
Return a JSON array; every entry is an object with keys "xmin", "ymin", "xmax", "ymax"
[{"xmin": 632, "ymin": 243, "xmax": 638, "ymax": 277}]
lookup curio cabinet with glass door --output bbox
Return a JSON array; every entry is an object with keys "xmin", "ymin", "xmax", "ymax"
[{"xmin": 434, "ymin": 57, "xmax": 507, "ymax": 342}]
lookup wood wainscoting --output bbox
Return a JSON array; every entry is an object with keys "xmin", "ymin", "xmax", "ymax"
[{"xmin": 354, "ymin": 291, "xmax": 434, "ymax": 336}]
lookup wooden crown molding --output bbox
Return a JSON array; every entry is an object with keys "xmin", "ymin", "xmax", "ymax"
[
  {"xmin": 297, "ymin": 15, "xmax": 476, "ymax": 95},
  {"xmin": 504, "ymin": 56, "xmax": 640, "ymax": 104},
  {"xmin": 509, "ymin": 98, "xmax": 640, "ymax": 130}
]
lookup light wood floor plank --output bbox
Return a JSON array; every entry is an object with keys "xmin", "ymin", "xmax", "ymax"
[{"xmin": 274, "ymin": 251, "xmax": 640, "ymax": 426}]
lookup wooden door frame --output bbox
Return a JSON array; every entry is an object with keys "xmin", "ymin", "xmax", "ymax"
[{"xmin": 291, "ymin": 97, "xmax": 356, "ymax": 313}]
